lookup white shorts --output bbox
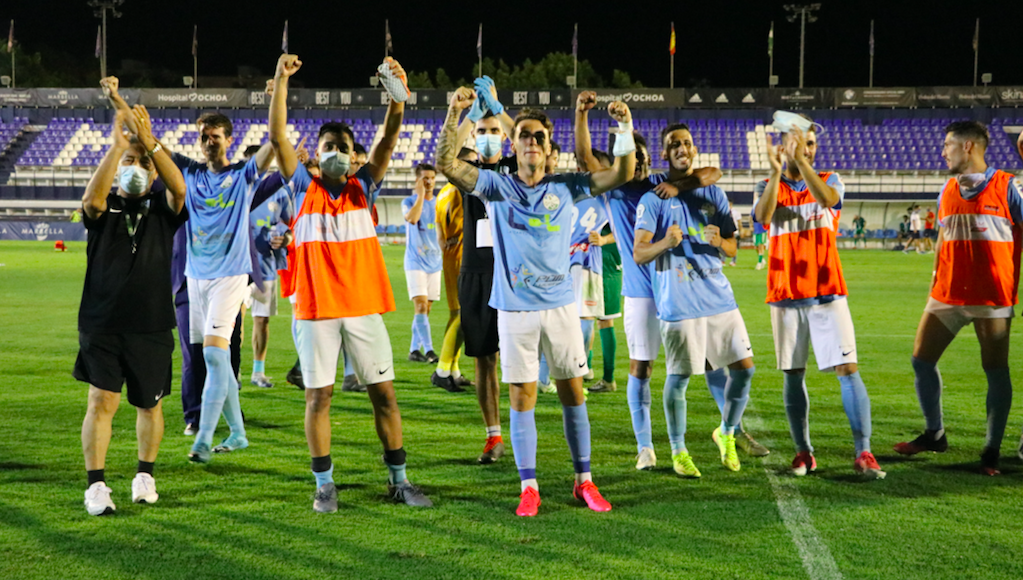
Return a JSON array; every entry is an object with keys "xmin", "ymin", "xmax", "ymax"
[
  {"xmin": 571, "ymin": 264, "xmax": 605, "ymax": 318},
  {"xmin": 660, "ymin": 309, "xmax": 753, "ymax": 376},
  {"xmin": 405, "ymin": 269, "xmax": 441, "ymax": 301},
  {"xmin": 923, "ymin": 297, "xmax": 1014, "ymax": 335},
  {"xmin": 246, "ymin": 279, "xmax": 278, "ymax": 318},
  {"xmin": 187, "ymin": 275, "xmax": 249, "ymax": 343},
  {"xmin": 771, "ymin": 297, "xmax": 857, "ymax": 372},
  {"xmin": 623, "ymin": 296, "xmax": 661, "ymax": 362},
  {"xmin": 294, "ymin": 314, "xmax": 395, "ymax": 389},
  {"xmin": 498, "ymin": 303, "xmax": 588, "ymax": 384}
]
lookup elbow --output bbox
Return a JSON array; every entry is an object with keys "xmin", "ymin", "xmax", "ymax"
[{"xmin": 700, "ymin": 168, "xmax": 723, "ymax": 186}]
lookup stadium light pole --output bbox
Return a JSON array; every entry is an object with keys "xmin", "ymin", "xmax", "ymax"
[
  {"xmin": 784, "ymin": 3, "xmax": 820, "ymax": 89},
  {"xmin": 88, "ymin": 0, "xmax": 124, "ymax": 79}
]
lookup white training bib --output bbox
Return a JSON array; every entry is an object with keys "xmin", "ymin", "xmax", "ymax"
[{"xmin": 476, "ymin": 218, "xmax": 493, "ymax": 248}]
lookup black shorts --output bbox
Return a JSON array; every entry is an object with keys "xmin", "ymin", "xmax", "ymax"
[
  {"xmin": 458, "ymin": 270, "xmax": 499, "ymax": 357},
  {"xmin": 911, "ymin": 231, "xmax": 921, "ymax": 239},
  {"xmin": 924, "ymin": 228, "xmax": 937, "ymax": 239},
  {"xmin": 73, "ymin": 331, "xmax": 174, "ymax": 409}
]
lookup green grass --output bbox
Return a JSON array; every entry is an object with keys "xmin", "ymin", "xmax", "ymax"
[{"xmin": 1, "ymin": 240, "xmax": 1022, "ymax": 580}]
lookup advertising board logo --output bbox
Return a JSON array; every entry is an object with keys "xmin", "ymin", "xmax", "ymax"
[{"xmin": 843, "ymin": 89, "xmax": 856, "ymax": 100}]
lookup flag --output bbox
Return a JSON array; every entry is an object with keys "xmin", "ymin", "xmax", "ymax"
[
  {"xmin": 972, "ymin": 18, "xmax": 979, "ymax": 52},
  {"xmin": 385, "ymin": 19, "xmax": 393, "ymax": 54},
  {"xmin": 95, "ymin": 26, "xmax": 101, "ymax": 59},
  {"xmin": 572, "ymin": 23, "xmax": 578, "ymax": 58},
  {"xmin": 191, "ymin": 25, "xmax": 197, "ymax": 57},
  {"xmin": 477, "ymin": 23, "xmax": 482, "ymax": 61},
  {"xmin": 869, "ymin": 20, "xmax": 874, "ymax": 56},
  {"xmin": 768, "ymin": 22, "xmax": 774, "ymax": 58},
  {"xmin": 281, "ymin": 20, "xmax": 288, "ymax": 53},
  {"xmin": 669, "ymin": 22, "xmax": 676, "ymax": 55},
  {"xmin": 6, "ymin": 20, "xmax": 12, "ymax": 53}
]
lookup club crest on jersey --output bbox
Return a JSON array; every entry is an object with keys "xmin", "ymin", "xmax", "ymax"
[
  {"xmin": 543, "ymin": 193, "xmax": 560, "ymax": 211},
  {"xmin": 220, "ymin": 175, "xmax": 234, "ymax": 189},
  {"xmin": 700, "ymin": 202, "xmax": 716, "ymax": 218}
]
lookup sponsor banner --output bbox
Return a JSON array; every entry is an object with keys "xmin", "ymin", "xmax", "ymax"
[
  {"xmin": 685, "ymin": 88, "xmax": 776, "ymax": 108},
  {"xmin": 916, "ymin": 86, "xmax": 998, "ymax": 107},
  {"xmin": 836, "ymin": 87, "xmax": 916, "ymax": 107},
  {"xmin": 0, "ymin": 221, "xmax": 87, "ymax": 241},
  {"xmin": 768, "ymin": 88, "xmax": 833, "ymax": 109},
  {"xmin": 0, "ymin": 89, "xmax": 36, "ymax": 106},
  {"xmin": 137, "ymin": 89, "xmax": 250, "ymax": 108},
  {"xmin": 573, "ymin": 89, "xmax": 686, "ymax": 109},
  {"xmin": 995, "ymin": 86, "xmax": 1023, "ymax": 107},
  {"xmin": 0, "ymin": 88, "xmax": 140, "ymax": 107}
]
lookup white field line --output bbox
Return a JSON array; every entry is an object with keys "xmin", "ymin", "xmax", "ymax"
[{"xmin": 743, "ymin": 415, "xmax": 844, "ymax": 580}]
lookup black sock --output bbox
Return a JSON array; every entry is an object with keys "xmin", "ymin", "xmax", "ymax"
[
  {"xmin": 383, "ymin": 447, "xmax": 406, "ymax": 467},
  {"xmin": 87, "ymin": 469, "xmax": 105, "ymax": 486},
  {"xmin": 137, "ymin": 461, "xmax": 155, "ymax": 475},
  {"xmin": 311, "ymin": 454, "xmax": 332, "ymax": 473}
]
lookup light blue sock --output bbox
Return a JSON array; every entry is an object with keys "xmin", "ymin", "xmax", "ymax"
[
  {"xmin": 783, "ymin": 371, "xmax": 812, "ymax": 453},
  {"xmin": 626, "ymin": 375, "xmax": 653, "ymax": 453},
  {"xmin": 343, "ymin": 350, "xmax": 354, "ymax": 378},
  {"xmin": 663, "ymin": 374, "xmax": 690, "ymax": 454},
  {"xmin": 561, "ymin": 403, "xmax": 592, "ymax": 474},
  {"xmin": 838, "ymin": 372, "xmax": 872, "ymax": 455},
  {"xmin": 414, "ymin": 313, "xmax": 433, "ymax": 352},
  {"xmin": 510, "ymin": 408, "xmax": 538, "ymax": 482},
  {"xmin": 722, "ymin": 366, "xmax": 755, "ymax": 434},
  {"xmin": 705, "ymin": 367, "xmax": 727, "ymax": 413},
  {"xmin": 984, "ymin": 367, "xmax": 1012, "ymax": 451},
  {"xmin": 911, "ymin": 357, "xmax": 944, "ymax": 432},
  {"xmin": 410, "ymin": 317, "xmax": 422, "ymax": 353},
  {"xmin": 386, "ymin": 462, "xmax": 407, "ymax": 484},
  {"xmin": 538, "ymin": 353, "xmax": 550, "ymax": 385},
  {"xmin": 291, "ymin": 314, "xmax": 298, "ymax": 347},
  {"xmin": 580, "ymin": 319, "xmax": 595, "ymax": 354},
  {"xmin": 216, "ymin": 352, "xmax": 246, "ymax": 438},
  {"xmin": 252, "ymin": 359, "xmax": 265, "ymax": 375},
  {"xmin": 313, "ymin": 466, "xmax": 334, "ymax": 488},
  {"xmin": 197, "ymin": 346, "xmax": 231, "ymax": 447}
]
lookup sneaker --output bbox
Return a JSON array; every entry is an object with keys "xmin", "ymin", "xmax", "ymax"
[
  {"xmin": 388, "ymin": 480, "xmax": 433, "ymax": 507},
  {"xmin": 250, "ymin": 373, "xmax": 274, "ymax": 388},
  {"xmin": 893, "ymin": 431, "xmax": 948, "ymax": 456},
  {"xmin": 313, "ymin": 482, "xmax": 338, "ymax": 513},
  {"xmin": 736, "ymin": 431, "xmax": 770, "ymax": 457},
  {"xmin": 431, "ymin": 371, "xmax": 465, "ymax": 393},
  {"xmin": 478, "ymin": 436, "xmax": 505, "ymax": 464},
  {"xmin": 424, "ymin": 350, "xmax": 440, "ymax": 364},
  {"xmin": 341, "ymin": 374, "xmax": 367, "ymax": 393},
  {"xmin": 573, "ymin": 480, "xmax": 612, "ymax": 512},
  {"xmin": 213, "ymin": 434, "xmax": 249, "ymax": 453},
  {"xmin": 183, "ymin": 422, "xmax": 197, "ymax": 436},
  {"xmin": 408, "ymin": 350, "xmax": 429, "ymax": 363},
  {"xmin": 516, "ymin": 486, "xmax": 541, "ymax": 517},
  {"xmin": 286, "ymin": 360, "xmax": 305, "ymax": 390},
  {"xmin": 672, "ymin": 451, "xmax": 701, "ymax": 478},
  {"xmin": 853, "ymin": 451, "xmax": 886, "ymax": 479},
  {"xmin": 188, "ymin": 441, "xmax": 211, "ymax": 464},
  {"xmin": 453, "ymin": 375, "xmax": 475, "ymax": 388},
  {"xmin": 635, "ymin": 446, "xmax": 657, "ymax": 470},
  {"xmin": 713, "ymin": 427, "xmax": 741, "ymax": 472},
  {"xmin": 537, "ymin": 379, "xmax": 557, "ymax": 394},
  {"xmin": 755, "ymin": 262, "xmax": 765, "ymax": 270},
  {"xmin": 84, "ymin": 482, "xmax": 116, "ymax": 516},
  {"xmin": 588, "ymin": 379, "xmax": 617, "ymax": 393},
  {"xmin": 791, "ymin": 451, "xmax": 817, "ymax": 476},
  {"xmin": 131, "ymin": 473, "xmax": 159, "ymax": 504},
  {"xmin": 980, "ymin": 447, "xmax": 1001, "ymax": 476},
  {"xmin": 583, "ymin": 368, "xmax": 595, "ymax": 381}
]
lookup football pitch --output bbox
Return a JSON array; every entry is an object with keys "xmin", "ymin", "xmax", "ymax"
[{"xmin": 1, "ymin": 240, "xmax": 1022, "ymax": 580}]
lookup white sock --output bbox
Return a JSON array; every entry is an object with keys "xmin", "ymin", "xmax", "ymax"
[
  {"xmin": 452, "ymin": 369, "xmax": 462, "ymax": 379},
  {"xmin": 486, "ymin": 425, "xmax": 501, "ymax": 438},
  {"xmin": 436, "ymin": 368, "xmax": 451, "ymax": 378},
  {"xmin": 575, "ymin": 471, "xmax": 593, "ymax": 484},
  {"xmin": 521, "ymin": 479, "xmax": 538, "ymax": 492}
]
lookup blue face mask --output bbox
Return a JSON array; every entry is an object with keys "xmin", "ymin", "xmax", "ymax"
[
  {"xmin": 475, "ymin": 134, "xmax": 503, "ymax": 159},
  {"xmin": 319, "ymin": 150, "xmax": 351, "ymax": 179},
  {"xmin": 118, "ymin": 165, "xmax": 151, "ymax": 195}
]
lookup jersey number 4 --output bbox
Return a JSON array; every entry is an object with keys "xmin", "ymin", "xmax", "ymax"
[{"xmin": 571, "ymin": 206, "xmax": 599, "ymax": 232}]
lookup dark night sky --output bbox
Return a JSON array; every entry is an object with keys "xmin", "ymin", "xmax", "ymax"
[{"xmin": 4, "ymin": 0, "xmax": 1022, "ymax": 89}]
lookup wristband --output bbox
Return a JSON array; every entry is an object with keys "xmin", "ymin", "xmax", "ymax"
[
  {"xmin": 147, "ymin": 143, "xmax": 162, "ymax": 157},
  {"xmin": 612, "ymin": 122, "xmax": 636, "ymax": 157}
]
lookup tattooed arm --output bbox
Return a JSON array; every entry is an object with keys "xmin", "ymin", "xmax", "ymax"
[{"xmin": 437, "ymin": 87, "xmax": 480, "ymax": 193}]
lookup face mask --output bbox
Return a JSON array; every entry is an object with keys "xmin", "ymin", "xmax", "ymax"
[
  {"xmin": 772, "ymin": 110, "xmax": 814, "ymax": 134},
  {"xmin": 318, "ymin": 150, "xmax": 351, "ymax": 179},
  {"xmin": 118, "ymin": 165, "xmax": 151, "ymax": 195},
  {"xmin": 475, "ymin": 134, "xmax": 502, "ymax": 158}
]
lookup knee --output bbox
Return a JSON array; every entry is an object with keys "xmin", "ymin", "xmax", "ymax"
[
  {"xmin": 87, "ymin": 388, "xmax": 120, "ymax": 417},
  {"xmin": 305, "ymin": 389, "xmax": 333, "ymax": 413}
]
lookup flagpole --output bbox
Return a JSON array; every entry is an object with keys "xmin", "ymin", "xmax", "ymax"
[
  {"xmin": 972, "ymin": 18, "xmax": 979, "ymax": 87},
  {"xmin": 193, "ymin": 25, "xmax": 197, "ymax": 89},
  {"xmin": 768, "ymin": 21, "xmax": 774, "ymax": 87},
  {"xmin": 573, "ymin": 23, "xmax": 578, "ymax": 89},
  {"xmin": 869, "ymin": 20, "xmax": 874, "ymax": 88},
  {"xmin": 478, "ymin": 23, "xmax": 483, "ymax": 77},
  {"xmin": 669, "ymin": 22, "xmax": 675, "ymax": 89},
  {"xmin": 385, "ymin": 19, "xmax": 389, "ymax": 58},
  {"xmin": 8, "ymin": 20, "xmax": 13, "ymax": 88}
]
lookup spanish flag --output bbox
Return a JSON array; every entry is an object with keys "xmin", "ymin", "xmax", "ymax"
[{"xmin": 669, "ymin": 23, "xmax": 676, "ymax": 55}]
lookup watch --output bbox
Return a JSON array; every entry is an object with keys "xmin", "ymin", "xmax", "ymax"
[{"xmin": 147, "ymin": 143, "xmax": 162, "ymax": 157}]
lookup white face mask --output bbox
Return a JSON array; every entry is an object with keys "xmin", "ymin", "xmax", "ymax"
[
  {"xmin": 475, "ymin": 134, "xmax": 503, "ymax": 158},
  {"xmin": 318, "ymin": 150, "xmax": 351, "ymax": 179},
  {"xmin": 118, "ymin": 165, "xmax": 152, "ymax": 195},
  {"xmin": 772, "ymin": 110, "xmax": 814, "ymax": 134}
]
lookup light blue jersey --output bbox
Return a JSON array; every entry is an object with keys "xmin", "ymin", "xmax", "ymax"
[
  {"xmin": 472, "ymin": 169, "xmax": 592, "ymax": 311},
  {"xmin": 176, "ymin": 153, "xmax": 262, "ymax": 280},
  {"xmin": 402, "ymin": 195, "xmax": 442, "ymax": 273},
  {"xmin": 569, "ymin": 195, "xmax": 609, "ymax": 275},
  {"xmin": 249, "ymin": 173, "xmax": 294, "ymax": 281},
  {"xmin": 635, "ymin": 185, "xmax": 738, "ymax": 322},
  {"xmin": 602, "ymin": 173, "xmax": 669, "ymax": 298}
]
